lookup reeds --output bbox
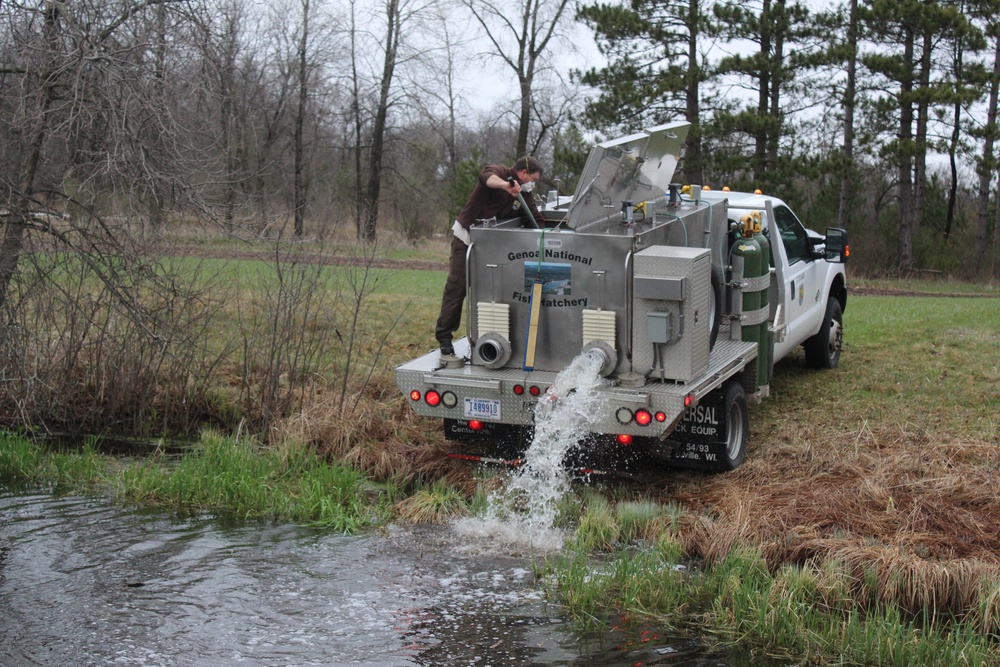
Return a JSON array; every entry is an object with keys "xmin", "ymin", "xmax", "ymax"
[
  {"xmin": 393, "ymin": 479, "xmax": 469, "ymax": 523},
  {"xmin": 0, "ymin": 434, "xmax": 108, "ymax": 488},
  {"xmin": 552, "ymin": 544, "xmax": 998, "ymax": 665}
]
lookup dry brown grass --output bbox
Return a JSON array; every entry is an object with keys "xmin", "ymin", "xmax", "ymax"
[
  {"xmin": 668, "ymin": 415, "xmax": 1000, "ymax": 621},
  {"xmin": 275, "ymin": 374, "xmax": 477, "ymax": 494}
]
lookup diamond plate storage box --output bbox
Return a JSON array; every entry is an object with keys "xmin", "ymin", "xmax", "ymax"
[{"xmin": 632, "ymin": 246, "xmax": 712, "ymax": 383}]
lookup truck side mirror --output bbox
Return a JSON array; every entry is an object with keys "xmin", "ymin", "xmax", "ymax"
[{"xmin": 824, "ymin": 228, "xmax": 849, "ymax": 263}]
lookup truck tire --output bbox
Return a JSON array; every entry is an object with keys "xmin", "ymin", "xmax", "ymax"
[
  {"xmin": 714, "ymin": 380, "xmax": 749, "ymax": 471},
  {"xmin": 804, "ymin": 297, "xmax": 843, "ymax": 369}
]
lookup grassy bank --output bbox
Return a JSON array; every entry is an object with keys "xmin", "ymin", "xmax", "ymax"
[
  {"xmin": 0, "ymin": 431, "xmax": 399, "ymax": 531},
  {"xmin": 547, "ymin": 497, "xmax": 997, "ymax": 665}
]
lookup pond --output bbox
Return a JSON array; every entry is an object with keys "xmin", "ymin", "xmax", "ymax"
[{"xmin": 0, "ymin": 487, "xmax": 777, "ymax": 666}]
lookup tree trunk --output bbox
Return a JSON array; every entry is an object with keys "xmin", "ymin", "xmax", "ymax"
[
  {"xmin": 976, "ymin": 30, "xmax": 1000, "ymax": 270},
  {"xmin": 944, "ymin": 35, "xmax": 964, "ymax": 241},
  {"xmin": 766, "ymin": 0, "xmax": 784, "ymax": 179},
  {"xmin": 913, "ymin": 30, "xmax": 932, "ymax": 235},
  {"xmin": 837, "ymin": 0, "xmax": 858, "ymax": 230},
  {"xmin": 349, "ymin": 3, "xmax": 365, "ymax": 239},
  {"xmin": 755, "ymin": 0, "xmax": 772, "ymax": 185},
  {"xmin": 294, "ymin": 0, "xmax": 310, "ymax": 238},
  {"xmin": 897, "ymin": 27, "xmax": 916, "ymax": 271},
  {"xmin": 684, "ymin": 0, "xmax": 703, "ymax": 185},
  {"xmin": 362, "ymin": 0, "xmax": 401, "ymax": 243}
]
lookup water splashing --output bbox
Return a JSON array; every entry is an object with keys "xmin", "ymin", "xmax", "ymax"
[{"xmin": 457, "ymin": 350, "xmax": 608, "ymax": 550}]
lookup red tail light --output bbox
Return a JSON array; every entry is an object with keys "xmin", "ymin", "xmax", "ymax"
[
  {"xmin": 617, "ymin": 434, "xmax": 633, "ymax": 446},
  {"xmin": 425, "ymin": 390, "xmax": 441, "ymax": 407},
  {"xmin": 409, "ymin": 390, "xmax": 421, "ymax": 401},
  {"xmin": 635, "ymin": 409, "xmax": 652, "ymax": 426},
  {"xmin": 468, "ymin": 420, "xmax": 484, "ymax": 431}
]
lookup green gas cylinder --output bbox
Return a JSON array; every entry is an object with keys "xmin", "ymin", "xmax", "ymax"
[
  {"xmin": 751, "ymin": 212, "xmax": 771, "ymax": 388},
  {"xmin": 732, "ymin": 218, "xmax": 762, "ymax": 357}
]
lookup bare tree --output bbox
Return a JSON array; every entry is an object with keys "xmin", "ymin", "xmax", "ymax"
[
  {"xmin": 344, "ymin": 0, "xmax": 436, "ymax": 243},
  {"xmin": 294, "ymin": 0, "xmax": 313, "ymax": 237},
  {"xmin": 0, "ymin": 0, "xmax": 192, "ymax": 311},
  {"xmin": 406, "ymin": 6, "xmax": 474, "ymax": 180},
  {"xmin": 361, "ymin": 0, "xmax": 402, "ymax": 243},
  {"xmin": 464, "ymin": 0, "xmax": 573, "ymax": 159}
]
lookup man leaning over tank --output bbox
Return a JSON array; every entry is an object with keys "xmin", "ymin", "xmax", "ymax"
[{"xmin": 435, "ymin": 156, "xmax": 544, "ymax": 361}]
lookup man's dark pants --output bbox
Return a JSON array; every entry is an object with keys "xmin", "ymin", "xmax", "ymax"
[{"xmin": 435, "ymin": 234, "xmax": 468, "ymax": 348}]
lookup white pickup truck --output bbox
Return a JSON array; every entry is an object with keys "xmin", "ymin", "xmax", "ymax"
[{"xmin": 395, "ymin": 123, "xmax": 848, "ymax": 472}]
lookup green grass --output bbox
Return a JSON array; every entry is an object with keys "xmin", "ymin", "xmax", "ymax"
[
  {"xmin": 152, "ymin": 254, "xmax": 447, "ymax": 367},
  {"xmin": 164, "ymin": 233, "xmax": 452, "ymax": 266},
  {"xmin": 751, "ymin": 292, "xmax": 1000, "ymax": 446},
  {"xmin": 851, "ymin": 275, "xmax": 1000, "ymax": 296},
  {"xmin": 0, "ymin": 433, "xmax": 109, "ymax": 489},
  {"xmin": 1, "ymin": 431, "xmax": 392, "ymax": 531},
  {"xmin": 547, "ymin": 543, "xmax": 997, "ymax": 666}
]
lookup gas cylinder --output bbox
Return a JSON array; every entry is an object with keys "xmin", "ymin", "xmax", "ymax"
[
  {"xmin": 751, "ymin": 212, "xmax": 771, "ymax": 388},
  {"xmin": 731, "ymin": 218, "xmax": 762, "ymax": 357}
]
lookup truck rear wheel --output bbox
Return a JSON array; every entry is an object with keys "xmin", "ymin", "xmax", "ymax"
[
  {"xmin": 804, "ymin": 298, "xmax": 843, "ymax": 369},
  {"xmin": 715, "ymin": 380, "xmax": 749, "ymax": 471}
]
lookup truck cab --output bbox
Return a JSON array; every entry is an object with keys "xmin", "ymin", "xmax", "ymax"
[{"xmin": 706, "ymin": 190, "xmax": 849, "ymax": 373}]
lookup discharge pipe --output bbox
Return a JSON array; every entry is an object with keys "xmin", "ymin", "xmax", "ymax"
[{"xmin": 581, "ymin": 341, "xmax": 618, "ymax": 377}]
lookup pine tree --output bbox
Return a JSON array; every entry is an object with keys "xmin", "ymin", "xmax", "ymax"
[{"xmin": 576, "ymin": 0, "xmax": 708, "ymax": 183}]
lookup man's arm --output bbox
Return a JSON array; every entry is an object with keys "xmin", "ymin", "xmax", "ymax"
[{"xmin": 484, "ymin": 173, "xmax": 521, "ymax": 196}]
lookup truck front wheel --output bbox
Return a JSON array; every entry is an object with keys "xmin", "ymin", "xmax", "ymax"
[
  {"xmin": 716, "ymin": 380, "xmax": 749, "ymax": 471},
  {"xmin": 804, "ymin": 298, "xmax": 843, "ymax": 369}
]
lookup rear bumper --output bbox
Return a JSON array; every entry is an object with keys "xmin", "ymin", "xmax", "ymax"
[{"xmin": 395, "ymin": 333, "xmax": 757, "ymax": 439}]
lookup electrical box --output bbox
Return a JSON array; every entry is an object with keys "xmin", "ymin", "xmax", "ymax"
[
  {"xmin": 632, "ymin": 246, "xmax": 711, "ymax": 383},
  {"xmin": 646, "ymin": 311, "xmax": 674, "ymax": 344}
]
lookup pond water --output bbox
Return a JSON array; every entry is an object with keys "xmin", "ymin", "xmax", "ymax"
[{"xmin": 0, "ymin": 488, "xmax": 779, "ymax": 666}]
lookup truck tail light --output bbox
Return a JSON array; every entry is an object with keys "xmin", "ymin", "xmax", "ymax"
[
  {"xmin": 468, "ymin": 420, "xmax": 484, "ymax": 431},
  {"xmin": 635, "ymin": 409, "xmax": 652, "ymax": 426},
  {"xmin": 617, "ymin": 434, "xmax": 633, "ymax": 446},
  {"xmin": 425, "ymin": 390, "xmax": 441, "ymax": 407},
  {"xmin": 409, "ymin": 390, "xmax": 421, "ymax": 401}
]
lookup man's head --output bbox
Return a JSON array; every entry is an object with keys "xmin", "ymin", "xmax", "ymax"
[{"xmin": 512, "ymin": 156, "xmax": 543, "ymax": 187}]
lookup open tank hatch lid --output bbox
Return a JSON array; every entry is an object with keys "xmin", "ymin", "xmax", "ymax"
[{"xmin": 564, "ymin": 121, "xmax": 690, "ymax": 230}]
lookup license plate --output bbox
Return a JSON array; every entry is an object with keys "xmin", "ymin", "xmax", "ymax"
[{"xmin": 464, "ymin": 397, "xmax": 501, "ymax": 420}]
